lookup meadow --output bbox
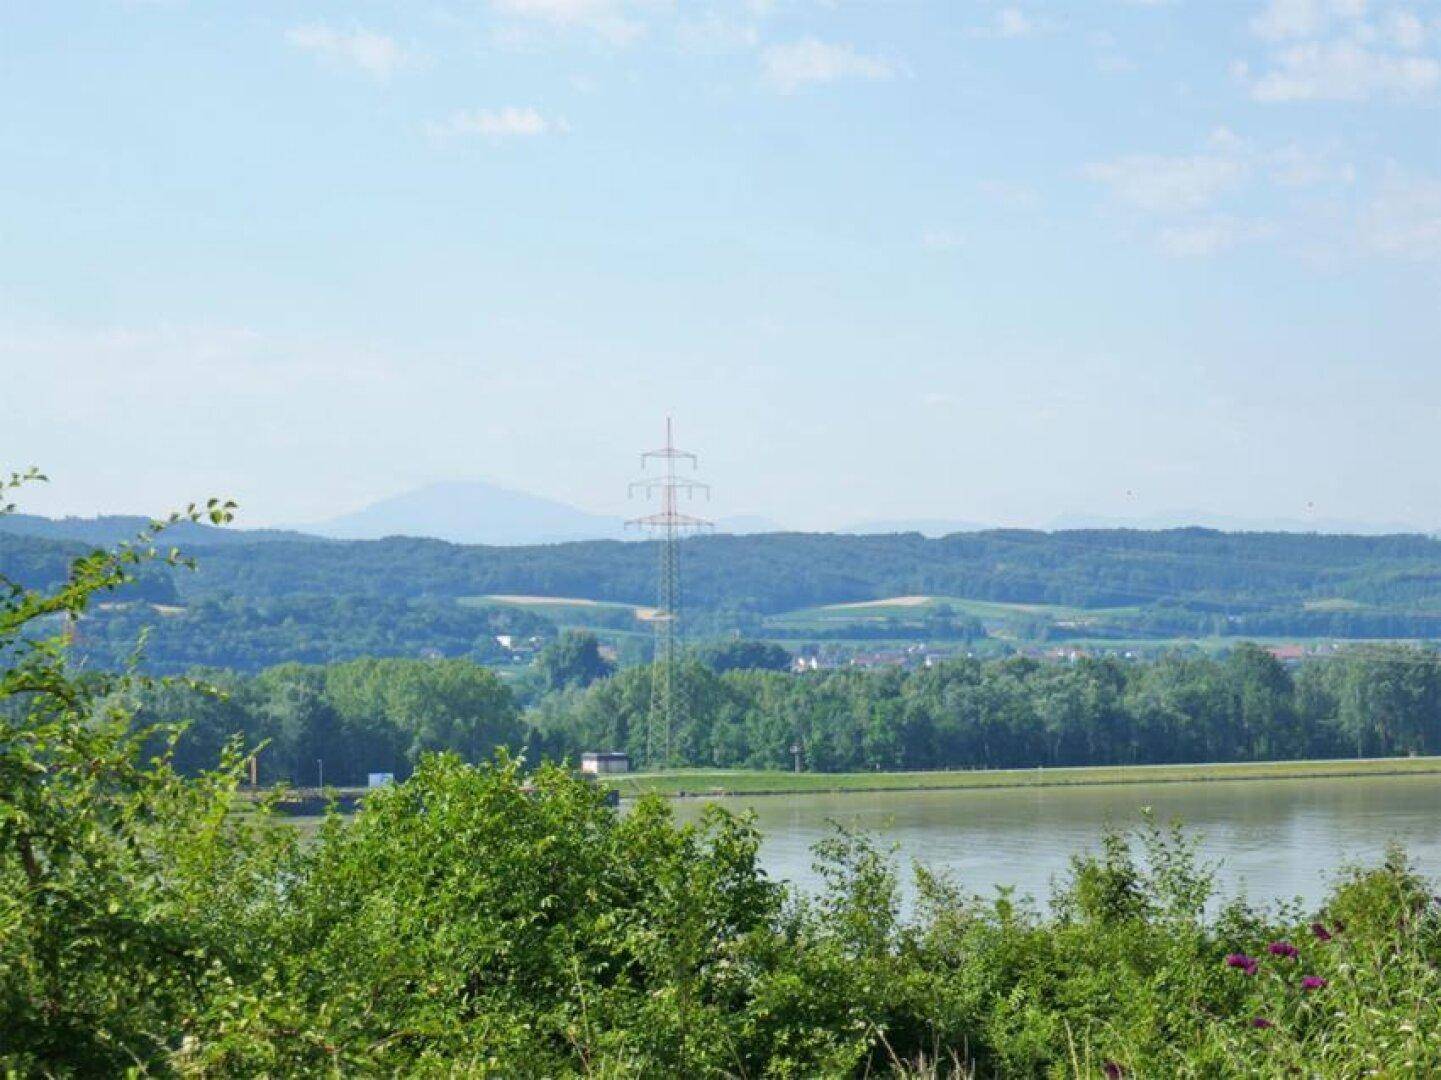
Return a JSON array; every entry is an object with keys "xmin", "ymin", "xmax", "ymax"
[{"xmin": 607, "ymin": 755, "xmax": 1441, "ymax": 798}]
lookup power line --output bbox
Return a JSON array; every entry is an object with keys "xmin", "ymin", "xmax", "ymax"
[{"xmin": 627, "ymin": 417, "xmax": 712, "ymax": 767}]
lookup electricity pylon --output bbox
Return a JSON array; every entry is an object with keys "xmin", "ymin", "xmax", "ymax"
[{"xmin": 627, "ymin": 417, "xmax": 712, "ymax": 768}]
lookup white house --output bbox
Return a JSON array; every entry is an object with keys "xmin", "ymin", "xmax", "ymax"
[{"xmin": 580, "ymin": 751, "xmax": 631, "ymax": 776}]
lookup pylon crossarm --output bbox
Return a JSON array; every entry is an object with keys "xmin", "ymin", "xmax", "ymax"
[
  {"xmin": 626, "ymin": 513, "xmax": 713, "ymax": 529},
  {"xmin": 628, "ymin": 476, "xmax": 709, "ymax": 497},
  {"xmin": 640, "ymin": 447, "xmax": 698, "ymax": 464}
]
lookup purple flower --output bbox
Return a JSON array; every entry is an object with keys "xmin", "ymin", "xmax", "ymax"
[
  {"xmin": 1267, "ymin": 941, "xmax": 1299, "ymax": 958},
  {"xmin": 1301, "ymin": 976, "xmax": 1328, "ymax": 991},
  {"xmin": 1252, "ymin": 1017, "xmax": 1274, "ymax": 1030},
  {"xmin": 1226, "ymin": 953, "xmax": 1260, "ymax": 975},
  {"xmin": 1310, "ymin": 922, "xmax": 1333, "ymax": 942},
  {"xmin": 1102, "ymin": 1063, "xmax": 1124, "ymax": 1080}
]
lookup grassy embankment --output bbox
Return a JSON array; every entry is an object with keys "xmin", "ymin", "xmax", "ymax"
[
  {"xmin": 607, "ymin": 754, "xmax": 1441, "ymax": 798},
  {"xmin": 257, "ymin": 756, "xmax": 1441, "ymax": 810}
]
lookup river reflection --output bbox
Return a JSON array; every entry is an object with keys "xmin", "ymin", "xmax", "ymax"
[{"xmin": 668, "ymin": 774, "xmax": 1441, "ymax": 910}]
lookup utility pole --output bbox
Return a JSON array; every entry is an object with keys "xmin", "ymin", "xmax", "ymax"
[{"xmin": 628, "ymin": 417, "xmax": 712, "ymax": 768}]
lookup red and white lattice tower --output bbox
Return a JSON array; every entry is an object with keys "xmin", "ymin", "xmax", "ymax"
[{"xmin": 627, "ymin": 418, "xmax": 712, "ymax": 767}]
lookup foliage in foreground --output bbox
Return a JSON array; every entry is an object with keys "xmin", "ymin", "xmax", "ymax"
[
  {"xmin": 7, "ymin": 733, "xmax": 1441, "ymax": 1078},
  {"xmin": 7, "ymin": 480, "xmax": 1441, "ymax": 1076}
]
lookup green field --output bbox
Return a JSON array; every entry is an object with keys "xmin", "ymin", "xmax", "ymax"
[
  {"xmin": 758, "ymin": 594, "xmax": 1441, "ymax": 655},
  {"xmin": 467, "ymin": 590, "xmax": 1437, "ymax": 657},
  {"xmin": 459, "ymin": 593, "xmax": 653, "ymax": 620},
  {"xmin": 605, "ymin": 755, "xmax": 1441, "ymax": 798},
  {"xmin": 780, "ymin": 594, "xmax": 1107, "ymax": 619},
  {"xmin": 459, "ymin": 594, "xmax": 655, "ymax": 647},
  {"xmin": 772, "ymin": 593, "xmax": 1117, "ymax": 623},
  {"xmin": 764, "ymin": 593, "xmax": 1145, "ymax": 641},
  {"xmin": 1302, "ymin": 597, "xmax": 1370, "ymax": 612}
]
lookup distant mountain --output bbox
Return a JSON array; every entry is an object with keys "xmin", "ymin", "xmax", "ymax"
[
  {"xmin": 305, "ymin": 481, "xmax": 626, "ymax": 545},
  {"xmin": 0, "ymin": 495, "xmax": 790, "ymax": 551},
  {"xmin": 0, "ymin": 513, "xmax": 320, "ymax": 547},
  {"xmin": 842, "ymin": 518, "xmax": 989, "ymax": 537}
]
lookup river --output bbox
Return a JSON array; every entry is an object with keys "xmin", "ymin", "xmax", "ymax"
[{"xmin": 668, "ymin": 773, "xmax": 1441, "ymax": 910}]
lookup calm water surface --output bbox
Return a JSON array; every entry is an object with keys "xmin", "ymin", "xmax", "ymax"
[{"xmin": 668, "ymin": 774, "xmax": 1441, "ymax": 909}]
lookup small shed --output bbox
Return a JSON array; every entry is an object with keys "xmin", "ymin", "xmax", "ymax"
[{"xmin": 580, "ymin": 751, "xmax": 631, "ymax": 776}]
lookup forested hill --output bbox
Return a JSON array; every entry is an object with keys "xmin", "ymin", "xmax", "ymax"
[
  {"xmin": 152, "ymin": 527, "xmax": 1441, "ymax": 614},
  {"xmin": 0, "ymin": 513, "xmax": 320, "ymax": 547},
  {"xmin": 8, "ymin": 525, "xmax": 1441, "ymax": 615}
]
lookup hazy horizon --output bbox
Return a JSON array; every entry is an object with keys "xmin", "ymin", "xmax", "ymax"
[
  {"xmin": 6, "ymin": 2, "xmax": 1441, "ymax": 532},
  {"xmin": 9, "ymin": 474, "xmax": 1440, "ymax": 540}
]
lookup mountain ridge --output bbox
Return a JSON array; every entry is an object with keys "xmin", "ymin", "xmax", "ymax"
[
  {"xmin": 299, "ymin": 480, "xmax": 781, "ymax": 544},
  {"xmin": 302, "ymin": 480, "xmax": 622, "ymax": 545}
]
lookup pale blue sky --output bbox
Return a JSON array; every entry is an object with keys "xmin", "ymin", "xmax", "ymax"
[{"xmin": 5, "ymin": 1, "xmax": 1441, "ymax": 531}]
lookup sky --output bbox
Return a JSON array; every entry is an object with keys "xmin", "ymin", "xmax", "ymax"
[{"xmin": 4, "ymin": 0, "xmax": 1441, "ymax": 532}]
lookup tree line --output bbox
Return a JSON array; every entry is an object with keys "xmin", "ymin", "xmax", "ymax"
[
  {"xmin": 101, "ymin": 639, "xmax": 1441, "ymax": 783},
  {"xmin": 529, "ymin": 643, "xmax": 1441, "ymax": 771},
  {"xmin": 71, "ymin": 594, "xmax": 556, "ymax": 673},
  {"xmin": 123, "ymin": 657, "xmax": 525, "ymax": 786}
]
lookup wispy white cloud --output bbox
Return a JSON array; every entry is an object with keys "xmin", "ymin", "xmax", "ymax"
[
  {"xmin": 1387, "ymin": 9, "xmax": 1429, "ymax": 50},
  {"xmin": 1083, "ymin": 128, "xmax": 1358, "ymax": 258},
  {"xmin": 1362, "ymin": 165, "xmax": 1441, "ymax": 258},
  {"xmin": 921, "ymin": 229, "xmax": 965, "ymax": 251},
  {"xmin": 285, "ymin": 24, "xmax": 413, "ymax": 79},
  {"xmin": 1241, "ymin": 40, "xmax": 1441, "ymax": 101},
  {"xmin": 1081, "ymin": 130, "xmax": 1248, "ymax": 213},
  {"xmin": 1157, "ymin": 216, "xmax": 1276, "ymax": 257},
  {"xmin": 1238, "ymin": 0, "xmax": 1440, "ymax": 101},
  {"xmin": 489, "ymin": 0, "xmax": 652, "ymax": 45},
  {"xmin": 1267, "ymin": 140, "xmax": 1357, "ymax": 187},
  {"xmin": 424, "ymin": 107, "xmax": 567, "ymax": 139},
  {"xmin": 971, "ymin": 7, "xmax": 1057, "ymax": 40},
  {"xmin": 761, "ymin": 38, "xmax": 894, "ymax": 92},
  {"xmin": 676, "ymin": 12, "xmax": 759, "ymax": 52},
  {"xmin": 978, "ymin": 179, "xmax": 1041, "ymax": 207},
  {"xmin": 1090, "ymin": 31, "xmax": 1136, "ymax": 75},
  {"xmin": 1249, "ymin": 0, "xmax": 1343, "ymax": 43}
]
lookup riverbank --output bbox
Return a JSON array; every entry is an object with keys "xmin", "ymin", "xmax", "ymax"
[
  {"xmin": 606, "ymin": 755, "xmax": 1441, "ymax": 798},
  {"xmin": 253, "ymin": 780, "xmax": 618, "ymax": 816}
]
